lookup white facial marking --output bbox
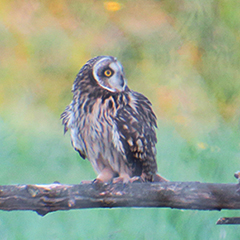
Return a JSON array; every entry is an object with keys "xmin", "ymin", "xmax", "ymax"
[
  {"xmin": 93, "ymin": 57, "xmax": 111, "ymax": 84},
  {"xmin": 93, "ymin": 57, "xmax": 127, "ymax": 92},
  {"xmin": 108, "ymin": 61, "xmax": 126, "ymax": 91}
]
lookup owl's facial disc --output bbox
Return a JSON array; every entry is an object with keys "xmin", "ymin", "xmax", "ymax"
[{"xmin": 93, "ymin": 57, "xmax": 127, "ymax": 92}]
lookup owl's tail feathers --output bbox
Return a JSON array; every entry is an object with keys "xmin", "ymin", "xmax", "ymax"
[{"xmin": 153, "ymin": 173, "xmax": 168, "ymax": 182}]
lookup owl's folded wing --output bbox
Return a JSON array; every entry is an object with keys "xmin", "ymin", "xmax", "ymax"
[{"xmin": 115, "ymin": 91, "xmax": 157, "ymax": 179}]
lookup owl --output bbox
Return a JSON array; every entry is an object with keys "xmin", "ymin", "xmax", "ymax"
[{"xmin": 61, "ymin": 56, "xmax": 166, "ymax": 183}]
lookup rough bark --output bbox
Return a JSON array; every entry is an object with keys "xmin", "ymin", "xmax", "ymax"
[{"xmin": 0, "ymin": 181, "xmax": 240, "ymax": 216}]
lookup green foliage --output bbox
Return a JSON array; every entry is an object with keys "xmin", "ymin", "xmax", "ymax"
[
  {"xmin": 1, "ymin": 113, "xmax": 240, "ymax": 239},
  {"xmin": 0, "ymin": 0, "xmax": 240, "ymax": 239}
]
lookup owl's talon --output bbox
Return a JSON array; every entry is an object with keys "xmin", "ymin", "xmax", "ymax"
[
  {"xmin": 129, "ymin": 176, "xmax": 143, "ymax": 183},
  {"xmin": 92, "ymin": 178, "xmax": 104, "ymax": 184},
  {"xmin": 112, "ymin": 177, "xmax": 124, "ymax": 184},
  {"xmin": 113, "ymin": 174, "xmax": 131, "ymax": 184},
  {"xmin": 91, "ymin": 178, "xmax": 105, "ymax": 190}
]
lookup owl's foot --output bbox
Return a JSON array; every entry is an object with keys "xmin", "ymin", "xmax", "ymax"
[
  {"xmin": 129, "ymin": 176, "xmax": 143, "ymax": 183},
  {"xmin": 91, "ymin": 178, "xmax": 106, "ymax": 190},
  {"xmin": 95, "ymin": 167, "xmax": 116, "ymax": 183},
  {"xmin": 112, "ymin": 174, "xmax": 131, "ymax": 184},
  {"xmin": 92, "ymin": 178, "xmax": 104, "ymax": 184},
  {"xmin": 153, "ymin": 173, "xmax": 168, "ymax": 182}
]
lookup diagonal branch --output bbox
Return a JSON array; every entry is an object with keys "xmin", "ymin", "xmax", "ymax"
[{"xmin": 0, "ymin": 181, "xmax": 240, "ymax": 216}]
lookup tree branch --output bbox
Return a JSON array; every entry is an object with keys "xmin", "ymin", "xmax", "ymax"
[
  {"xmin": 216, "ymin": 217, "xmax": 240, "ymax": 225},
  {"xmin": 0, "ymin": 181, "xmax": 240, "ymax": 216}
]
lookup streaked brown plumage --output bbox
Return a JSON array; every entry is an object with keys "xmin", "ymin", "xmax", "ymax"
[{"xmin": 61, "ymin": 56, "xmax": 166, "ymax": 183}]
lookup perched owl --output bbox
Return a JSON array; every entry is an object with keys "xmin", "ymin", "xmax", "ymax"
[{"xmin": 61, "ymin": 56, "xmax": 166, "ymax": 183}]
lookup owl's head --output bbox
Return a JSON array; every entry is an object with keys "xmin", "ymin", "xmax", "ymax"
[{"xmin": 89, "ymin": 56, "xmax": 127, "ymax": 93}]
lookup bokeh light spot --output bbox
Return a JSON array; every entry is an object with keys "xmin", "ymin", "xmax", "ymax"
[{"xmin": 104, "ymin": 1, "xmax": 122, "ymax": 12}]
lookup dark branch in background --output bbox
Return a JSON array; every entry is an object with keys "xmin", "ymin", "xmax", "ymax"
[
  {"xmin": 1, "ymin": 181, "xmax": 240, "ymax": 221},
  {"xmin": 216, "ymin": 217, "xmax": 240, "ymax": 225}
]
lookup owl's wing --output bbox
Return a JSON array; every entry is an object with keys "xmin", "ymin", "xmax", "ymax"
[
  {"xmin": 115, "ymin": 91, "xmax": 157, "ymax": 180},
  {"xmin": 61, "ymin": 104, "xmax": 72, "ymax": 134},
  {"xmin": 61, "ymin": 103, "xmax": 86, "ymax": 159}
]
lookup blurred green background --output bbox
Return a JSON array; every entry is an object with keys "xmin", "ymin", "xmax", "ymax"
[{"xmin": 1, "ymin": 0, "xmax": 240, "ymax": 239}]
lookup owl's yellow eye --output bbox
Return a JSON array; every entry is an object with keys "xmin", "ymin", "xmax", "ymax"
[{"xmin": 104, "ymin": 69, "xmax": 113, "ymax": 77}]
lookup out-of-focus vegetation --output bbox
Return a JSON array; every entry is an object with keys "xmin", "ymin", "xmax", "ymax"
[{"xmin": 0, "ymin": 0, "xmax": 240, "ymax": 239}]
